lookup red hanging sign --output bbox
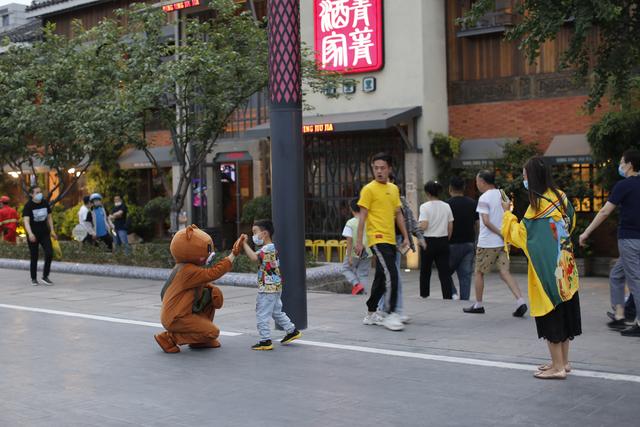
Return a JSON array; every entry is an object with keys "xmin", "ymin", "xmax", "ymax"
[
  {"xmin": 162, "ymin": 0, "xmax": 200, "ymax": 13},
  {"xmin": 314, "ymin": 0, "xmax": 384, "ymax": 74}
]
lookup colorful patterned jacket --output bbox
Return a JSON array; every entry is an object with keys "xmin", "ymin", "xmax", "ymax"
[{"xmin": 502, "ymin": 190, "xmax": 579, "ymax": 317}]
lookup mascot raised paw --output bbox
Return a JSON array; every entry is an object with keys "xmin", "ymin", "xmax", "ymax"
[{"xmin": 154, "ymin": 225, "xmax": 240, "ymax": 353}]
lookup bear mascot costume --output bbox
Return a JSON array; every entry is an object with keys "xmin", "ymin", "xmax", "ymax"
[{"xmin": 154, "ymin": 225, "xmax": 245, "ymax": 353}]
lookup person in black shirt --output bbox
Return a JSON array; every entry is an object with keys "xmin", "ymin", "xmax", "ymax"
[
  {"xmin": 109, "ymin": 195, "xmax": 131, "ymax": 255},
  {"xmin": 446, "ymin": 176, "xmax": 478, "ymax": 300},
  {"xmin": 22, "ymin": 185, "xmax": 57, "ymax": 286}
]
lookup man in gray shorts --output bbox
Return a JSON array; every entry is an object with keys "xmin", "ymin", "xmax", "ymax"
[{"xmin": 463, "ymin": 170, "xmax": 527, "ymax": 317}]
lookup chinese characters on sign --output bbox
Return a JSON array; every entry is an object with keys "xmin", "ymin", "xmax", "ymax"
[
  {"xmin": 314, "ymin": 0, "xmax": 384, "ymax": 74},
  {"xmin": 303, "ymin": 123, "xmax": 335, "ymax": 133},
  {"xmin": 162, "ymin": 0, "xmax": 200, "ymax": 13}
]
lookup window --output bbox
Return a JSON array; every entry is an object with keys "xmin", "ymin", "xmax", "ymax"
[
  {"xmin": 567, "ymin": 163, "xmax": 608, "ymax": 213},
  {"xmin": 2, "ymin": 15, "xmax": 9, "ymax": 27}
]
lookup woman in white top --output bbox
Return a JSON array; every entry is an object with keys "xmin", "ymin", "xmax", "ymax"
[{"xmin": 418, "ymin": 181, "xmax": 455, "ymax": 299}]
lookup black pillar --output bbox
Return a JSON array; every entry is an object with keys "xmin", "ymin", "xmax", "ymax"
[{"xmin": 268, "ymin": 0, "xmax": 307, "ymax": 328}]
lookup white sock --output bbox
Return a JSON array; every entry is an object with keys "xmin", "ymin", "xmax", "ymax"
[
  {"xmin": 474, "ymin": 301, "xmax": 483, "ymax": 308},
  {"xmin": 516, "ymin": 298, "xmax": 525, "ymax": 307},
  {"xmin": 615, "ymin": 304, "xmax": 625, "ymax": 321}
]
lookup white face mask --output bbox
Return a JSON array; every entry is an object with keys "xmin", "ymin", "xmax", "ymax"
[
  {"xmin": 252, "ymin": 234, "xmax": 264, "ymax": 246},
  {"xmin": 114, "ymin": 202, "xmax": 122, "ymax": 207}
]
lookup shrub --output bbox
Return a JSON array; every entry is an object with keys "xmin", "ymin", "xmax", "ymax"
[
  {"xmin": 241, "ymin": 196, "xmax": 271, "ymax": 224},
  {"xmin": 128, "ymin": 203, "xmax": 153, "ymax": 241},
  {"xmin": 143, "ymin": 197, "xmax": 171, "ymax": 226}
]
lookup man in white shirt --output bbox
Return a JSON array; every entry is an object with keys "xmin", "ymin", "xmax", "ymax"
[
  {"xmin": 78, "ymin": 195, "xmax": 95, "ymax": 244},
  {"xmin": 463, "ymin": 170, "xmax": 527, "ymax": 317}
]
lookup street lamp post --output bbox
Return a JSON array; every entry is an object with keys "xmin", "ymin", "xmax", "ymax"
[{"xmin": 268, "ymin": 0, "xmax": 307, "ymax": 329}]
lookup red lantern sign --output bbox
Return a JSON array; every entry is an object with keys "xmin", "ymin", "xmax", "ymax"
[
  {"xmin": 162, "ymin": 0, "xmax": 200, "ymax": 13},
  {"xmin": 313, "ymin": 0, "xmax": 384, "ymax": 74}
]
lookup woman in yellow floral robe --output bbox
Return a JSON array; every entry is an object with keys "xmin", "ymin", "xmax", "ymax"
[{"xmin": 502, "ymin": 157, "xmax": 581, "ymax": 380}]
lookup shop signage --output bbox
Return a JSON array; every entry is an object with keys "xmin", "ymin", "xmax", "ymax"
[
  {"xmin": 314, "ymin": 0, "xmax": 384, "ymax": 74},
  {"xmin": 303, "ymin": 123, "xmax": 335, "ymax": 133},
  {"xmin": 162, "ymin": 0, "xmax": 200, "ymax": 13}
]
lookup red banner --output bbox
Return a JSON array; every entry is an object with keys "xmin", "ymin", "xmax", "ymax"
[{"xmin": 314, "ymin": 0, "xmax": 384, "ymax": 74}]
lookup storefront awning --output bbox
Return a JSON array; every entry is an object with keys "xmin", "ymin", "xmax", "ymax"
[
  {"xmin": 543, "ymin": 134, "xmax": 593, "ymax": 164},
  {"xmin": 453, "ymin": 138, "xmax": 512, "ymax": 168},
  {"xmin": 117, "ymin": 146, "xmax": 177, "ymax": 170},
  {"xmin": 244, "ymin": 106, "xmax": 422, "ymax": 138}
]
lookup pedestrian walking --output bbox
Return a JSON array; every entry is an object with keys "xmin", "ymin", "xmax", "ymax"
[
  {"xmin": 109, "ymin": 195, "xmax": 131, "ymax": 255},
  {"xmin": 0, "ymin": 196, "xmax": 19, "ymax": 244},
  {"xmin": 356, "ymin": 152, "xmax": 410, "ymax": 331},
  {"xmin": 22, "ymin": 186, "xmax": 56, "ymax": 286},
  {"xmin": 502, "ymin": 157, "xmax": 581, "ymax": 379},
  {"xmin": 446, "ymin": 176, "xmax": 478, "ymax": 300},
  {"xmin": 89, "ymin": 193, "xmax": 114, "ymax": 251},
  {"xmin": 341, "ymin": 198, "xmax": 372, "ymax": 296},
  {"xmin": 242, "ymin": 219, "xmax": 302, "ymax": 350},
  {"xmin": 463, "ymin": 170, "xmax": 527, "ymax": 316},
  {"xmin": 579, "ymin": 149, "xmax": 640, "ymax": 337},
  {"xmin": 375, "ymin": 173, "xmax": 426, "ymax": 323},
  {"xmin": 418, "ymin": 180, "xmax": 455, "ymax": 299}
]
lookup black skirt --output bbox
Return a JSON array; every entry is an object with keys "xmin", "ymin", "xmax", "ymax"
[{"xmin": 535, "ymin": 292, "xmax": 582, "ymax": 343}]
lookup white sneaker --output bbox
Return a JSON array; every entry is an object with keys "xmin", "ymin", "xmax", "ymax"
[
  {"xmin": 400, "ymin": 314, "xmax": 411, "ymax": 324},
  {"xmin": 382, "ymin": 312, "xmax": 404, "ymax": 331},
  {"xmin": 452, "ymin": 294, "xmax": 460, "ymax": 300},
  {"xmin": 363, "ymin": 312, "xmax": 385, "ymax": 326}
]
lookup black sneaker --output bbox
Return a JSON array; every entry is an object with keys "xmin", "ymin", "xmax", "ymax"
[
  {"xmin": 280, "ymin": 330, "xmax": 302, "ymax": 345},
  {"xmin": 607, "ymin": 310, "xmax": 635, "ymax": 322},
  {"xmin": 620, "ymin": 324, "xmax": 640, "ymax": 337},
  {"xmin": 41, "ymin": 277, "xmax": 54, "ymax": 286},
  {"xmin": 607, "ymin": 318, "xmax": 628, "ymax": 330},
  {"xmin": 513, "ymin": 304, "xmax": 528, "ymax": 317},
  {"xmin": 251, "ymin": 340, "xmax": 273, "ymax": 351},
  {"xmin": 31, "ymin": 279, "xmax": 39, "ymax": 286},
  {"xmin": 463, "ymin": 304, "xmax": 485, "ymax": 314}
]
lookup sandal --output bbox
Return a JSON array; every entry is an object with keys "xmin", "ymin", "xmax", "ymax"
[
  {"xmin": 538, "ymin": 363, "xmax": 572, "ymax": 373},
  {"xmin": 534, "ymin": 369, "xmax": 567, "ymax": 380}
]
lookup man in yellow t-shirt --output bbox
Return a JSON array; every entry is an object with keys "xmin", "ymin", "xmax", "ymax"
[{"xmin": 356, "ymin": 153, "xmax": 410, "ymax": 331}]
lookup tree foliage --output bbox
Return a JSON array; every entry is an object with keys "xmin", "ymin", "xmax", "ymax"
[
  {"xmin": 459, "ymin": 0, "xmax": 640, "ymax": 112},
  {"xmin": 0, "ymin": 21, "xmax": 146, "ymax": 204}
]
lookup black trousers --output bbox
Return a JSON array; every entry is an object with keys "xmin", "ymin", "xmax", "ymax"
[
  {"xmin": 420, "ymin": 237, "xmax": 454, "ymax": 299},
  {"xmin": 28, "ymin": 232, "xmax": 52, "ymax": 280},
  {"xmin": 366, "ymin": 243, "xmax": 399, "ymax": 313},
  {"xmin": 97, "ymin": 233, "xmax": 113, "ymax": 251}
]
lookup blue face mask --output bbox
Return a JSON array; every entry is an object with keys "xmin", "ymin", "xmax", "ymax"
[
  {"xmin": 34, "ymin": 193, "xmax": 43, "ymax": 203},
  {"xmin": 618, "ymin": 164, "xmax": 627, "ymax": 178},
  {"xmin": 523, "ymin": 180, "xmax": 529, "ymax": 190}
]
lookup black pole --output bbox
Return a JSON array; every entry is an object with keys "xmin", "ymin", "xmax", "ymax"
[{"xmin": 268, "ymin": 0, "xmax": 307, "ymax": 329}]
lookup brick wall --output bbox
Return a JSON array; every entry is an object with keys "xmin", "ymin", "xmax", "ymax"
[{"xmin": 448, "ymin": 95, "xmax": 608, "ymax": 150}]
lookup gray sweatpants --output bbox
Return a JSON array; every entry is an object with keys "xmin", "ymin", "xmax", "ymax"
[
  {"xmin": 341, "ymin": 256, "xmax": 371, "ymax": 286},
  {"xmin": 609, "ymin": 239, "xmax": 640, "ymax": 322}
]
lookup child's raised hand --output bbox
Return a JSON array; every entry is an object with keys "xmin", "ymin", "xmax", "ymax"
[{"xmin": 232, "ymin": 234, "xmax": 247, "ymax": 256}]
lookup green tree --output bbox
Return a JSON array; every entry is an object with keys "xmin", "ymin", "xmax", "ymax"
[
  {"xmin": 0, "ymin": 21, "xmax": 145, "ymax": 204},
  {"xmin": 459, "ymin": 0, "xmax": 639, "ymax": 112},
  {"xmin": 116, "ymin": 1, "xmax": 348, "ymax": 231}
]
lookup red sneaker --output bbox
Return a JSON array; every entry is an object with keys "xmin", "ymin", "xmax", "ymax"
[{"xmin": 351, "ymin": 283, "xmax": 365, "ymax": 295}]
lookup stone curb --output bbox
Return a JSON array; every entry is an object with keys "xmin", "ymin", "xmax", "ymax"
[{"xmin": 0, "ymin": 258, "xmax": 349, "ymax": 291}]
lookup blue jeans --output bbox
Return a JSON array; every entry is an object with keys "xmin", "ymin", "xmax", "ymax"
[
  {"xmin": 610, "ymin": 239, "xmax": 640, "ymax": 321},
  {"xmin": 449, "ymin": 242, "xmax": 475, "ymax": 300},
  {"xmin": 114, "ymin": 229, "xmax": 131, "ymax": 255},
  {"xmin": 256, "ymin": 292, "xmax": 295, "ymax": 341},
  {"xmin": 377, "ymin": 237, "xmax": 404, "ymax": 314}
]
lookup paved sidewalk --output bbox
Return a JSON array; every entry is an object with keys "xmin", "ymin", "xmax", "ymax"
[{"xmin": 0, "ymin": 267, "xmax": 638, "ymax": 426}]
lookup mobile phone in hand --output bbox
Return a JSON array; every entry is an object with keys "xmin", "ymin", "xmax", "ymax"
[{"xmin": 398, "ymin": 245, "xmax": 410, "ymax": 255}]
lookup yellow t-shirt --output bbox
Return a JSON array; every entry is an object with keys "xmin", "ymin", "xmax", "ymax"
[{"xmin": 358, "ymin": 180, "xmax": 402, "ymax": 246}]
